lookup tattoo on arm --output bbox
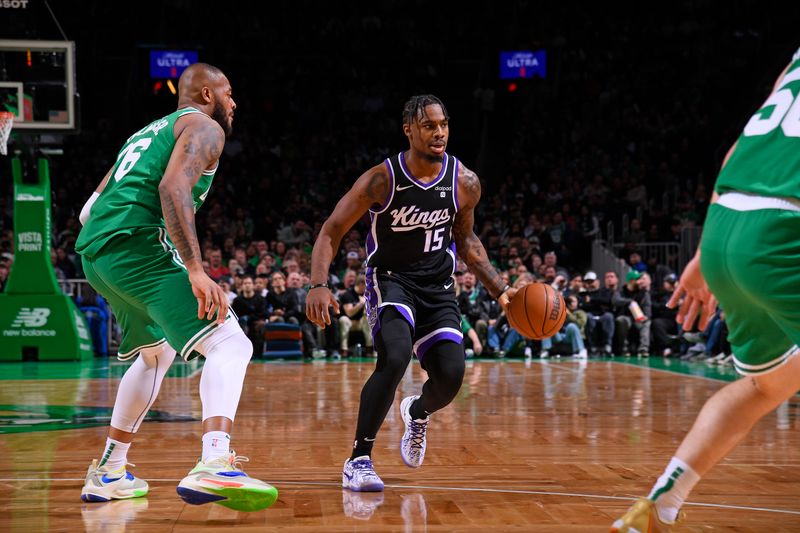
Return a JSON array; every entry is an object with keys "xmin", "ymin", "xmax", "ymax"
[
  {"xmin": 462, "ymin": 167, "xmax": 481, "ymax": 198},
  {"xmin": 161, "ymin": 189, "xmax": 199, "ymax": 263},
  {"xmin": 160, "ymin": 120, "xmax": 224, "ymax": 268},
  {"xmin": 452, "ymin": 165, "xmax": 505, "ymax": 297},
  {"xmin": 360, "ymin": 170, "xmax": 390, "ymax": 207},
  {"xmin": 452, "ymin": 211, "xmax": 506, "ymax": 299}
]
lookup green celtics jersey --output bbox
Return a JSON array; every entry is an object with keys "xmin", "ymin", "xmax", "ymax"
[
  {"xmin": 716, "ymin": 47, "xmax": 800, "ymax": 199},
  {"xmin": 76, "ymin": 108, "xmax": 217, "ymax": 258}
]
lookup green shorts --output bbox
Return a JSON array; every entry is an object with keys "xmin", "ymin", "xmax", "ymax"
[
  {"xmin": 701, "ymin": 203, "xmax": 800, "ymax": 375},
  {"xmin": 81, "ymin": 227, "xmax": 232, "ymax": 361}
]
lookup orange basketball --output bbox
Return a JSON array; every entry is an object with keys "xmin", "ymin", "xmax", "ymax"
[{"xmin": 506, "ymin": 282, "xmax": 567, "ymax": 340}]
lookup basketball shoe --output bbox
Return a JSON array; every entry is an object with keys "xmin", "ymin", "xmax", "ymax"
[
  {"xmin": 400, "ymin": 395, "xmax": 429, "ymax": 468},
  {"xmin": 176, "ymin": 452, "xmax": 278, "ymax": 512},
  {"xmin": 81, "ymin": 460, "xmax": 149, "ymax": 502},
  {"xmin": 610, "ymin": 498, "xmax": 677, "ymax": 533},
  {"xmin": 342, "ymin": 455, "xmax": 384, "ymax": 492}
]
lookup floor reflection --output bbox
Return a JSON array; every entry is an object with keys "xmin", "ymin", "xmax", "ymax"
[
  {"xmin": 81, "ymin": 498, "xmax": 149, "ymax": 533},
  {"xmin": 341, "ymin": 489, "xmax": 384, "ymax": 520},
  {"xmin": 400, "ymin": 492, "xmax": 428, "ymax": 531}
]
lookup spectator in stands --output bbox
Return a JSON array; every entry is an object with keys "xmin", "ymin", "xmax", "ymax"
[
  {"xmin": 284, "ymin": 271, "xmax": 318, "ymax": 358},
  {"xmin": 219, "ymin": 276, "xmax": 238, "ymax": 305},
  {"xmin": 627, "ymin": 218, "xmax": 646, "ymax": 245},
  {"xmin": 232, "ymin": 274, "xmax": 268, "ymax": 355},
  {"xmin": 541, "ymin": 294, "xmax": 588, "ymax": 359},
  {"xmin": 344, "ymin": 250, "xmax": 363, "ymax": 274},
  {"xmin": 614, "ymin": 270, "xmax": 652, "ymax": 357},
  {"xmin": 651, "ymin": 272, "xmax": 680, "ymax": 356},
  {"xmin": 339, "ymin": 274, "xmax": 372, "ymax": 358},
  {"xmin": 249, "ymin": 240, "xmax": 269, "ymax": 269},
  {"xmin": 565, "ymin": 274, "xmax": 585, "ymax": 298},
  {"xmin": 277, "ymin": 219, "xmax": 312, "ymax": 247},
  {"xmin": 255, "ymin": 273, "xmax": 269, "ymax": 298},
  {"xmin": 233, "ymin": 247, "xmax": 255, "ymax": 277},
  {"xmin": 267, "ymin": 271, "xmax": 288, "ymax": 322},
  {"xmin": 207, "ymin": 247, "xmax": 230, "ymax": 281},
  {"xmin": 283, "ymin": 258, "xmax": 300, "ymax": 275},
  {"xmin": 628, "ymin": 251, "xmax": 647, "ymax": 273},
  {"xmin": 580, "ymin": 270, "xmax": 615, "ymax": 356},
  {"xmin": 340, "ymin": 268, "xmax": 357, "ymax": 291},
  {"xmin": 55, "ymin": 247, "xmax": 76, "ymax": 279},
  {"xmin": 457, "ymin": 271, "xmax": 490, "ymax": 351}
]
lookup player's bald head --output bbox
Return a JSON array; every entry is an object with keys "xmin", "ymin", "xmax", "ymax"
[
  {"xmin": 176, "ymin": 62, "xmax": 235, "ymax": 136},
  {"xmin": 178, "ymin": 63, "xmax": 226, "ymax": 98}
]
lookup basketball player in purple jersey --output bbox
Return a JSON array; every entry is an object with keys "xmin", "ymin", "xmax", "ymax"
[{"xmin": 306, "ymin": 95, "xmax": 517, "ymax": 491}]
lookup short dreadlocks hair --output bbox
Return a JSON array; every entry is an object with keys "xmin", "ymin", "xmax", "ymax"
[{"xmin": 402, "ymin": 94, "xmax": 449, "ymax": 125}]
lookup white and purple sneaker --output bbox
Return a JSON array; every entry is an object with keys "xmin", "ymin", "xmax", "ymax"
[
  {"xmin": 342, "ymin": 456, "xmax": 384, "ymax": 492},
  {"xmin": 400, "ymin": 395, "xmax": 429, "ymax": 468}
]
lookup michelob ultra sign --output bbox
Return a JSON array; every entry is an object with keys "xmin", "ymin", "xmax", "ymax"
[{"xmin": 500, "ymin": 50, "xmax": 546, "ymax": 79}]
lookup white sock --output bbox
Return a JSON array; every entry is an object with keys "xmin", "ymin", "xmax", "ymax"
[
  {"xmin": 98, "ymin": 437, "xmax": 130, "ymax": 472},
  {"xmin": 648, "ymin": 456, "xmax": 701, "ymax": 523},
  {"xmin": 202, "ymin": 431, "xmax": 231, "ymax": 462}
]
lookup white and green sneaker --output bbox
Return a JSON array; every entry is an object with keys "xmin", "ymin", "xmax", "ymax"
[
  {"xmin": 176, "ymin": 452, "xmax": 278, "ymax": 512},
  {"xmin": 81, "ymin": 460, "xmax": 149, "ymax": 502}
]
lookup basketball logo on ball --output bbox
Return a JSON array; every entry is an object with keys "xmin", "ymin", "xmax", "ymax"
[{"xmin": 506, "ymin": 282, "xmax": 567, "ymax": 340}]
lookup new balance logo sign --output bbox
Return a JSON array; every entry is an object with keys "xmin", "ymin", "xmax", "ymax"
[
  {"xmin": 4, "ymin": 307, "xmax": 56, "ymax": 338},
  {"xmin": 12, "ymin": 308, "xmax": 50, "ymax": 327}
]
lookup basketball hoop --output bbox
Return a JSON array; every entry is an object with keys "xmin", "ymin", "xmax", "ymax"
[{"xmin": 0, "ymin": 111, "xmax": 13, "ymax": 156}]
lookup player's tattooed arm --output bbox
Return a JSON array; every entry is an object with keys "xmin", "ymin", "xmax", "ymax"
[
  {"xmin": 160, "ymin": 118, "xmax": 224, "ymax": 271},
  {"xmin": 307, "ymin": 165, "xmax": 389, "ymax": 326},
  {"xmin": 310, "ymin": 166, "xmax": 389, "ymax": 282},
  {"xmin": 452, "ymin": 164, "xmax": 507, "ymax": 299}
]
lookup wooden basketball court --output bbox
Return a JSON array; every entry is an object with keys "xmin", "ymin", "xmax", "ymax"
[{"xmin": 2, "ymin": 357, "xmax": 800, "ymax": 531}]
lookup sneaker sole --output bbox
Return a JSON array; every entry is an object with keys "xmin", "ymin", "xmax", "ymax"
[
  {"xmin": 400, "ymin": 449, "xmax": 423, "ymax": 469},
  {"xmin": 176, "ymin": 484, "xmax": 278, "ymax": 512},
  {"xmin": 80, "ymin": 488, "xmax": 148, "ymax": 502},
  {"xmin": 342, "ymin": 480, "xmax": 384, "ymax": 492}
]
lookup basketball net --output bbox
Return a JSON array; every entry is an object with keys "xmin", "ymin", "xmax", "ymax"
[{"xmin": 0, "ymin": 111, "xmax": 13, "ymax": 156}]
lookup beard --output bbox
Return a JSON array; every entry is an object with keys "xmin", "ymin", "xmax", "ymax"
[
  {"xmin": 423, "ymin": 152, "xmax": 444, "ymax": 163},
  {"xmin": 211, "ymin": 100, "xmax": 232, "ymax": 137}
]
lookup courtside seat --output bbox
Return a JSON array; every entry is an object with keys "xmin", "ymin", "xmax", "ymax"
[{"xmin": 262, "ymin": 322, "xmax": 303, "ymax": 358}]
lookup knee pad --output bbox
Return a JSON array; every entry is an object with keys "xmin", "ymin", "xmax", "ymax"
[{"xmin": 198, "ymin": 319, "xmax": 252, "ymax": 360}]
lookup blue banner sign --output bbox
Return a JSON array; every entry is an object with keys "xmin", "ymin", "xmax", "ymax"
[
  {"xmin": 500, "ymin": 50, "xmax": 546, "ymax": 79},
  {"xmin": 150, "ymin": 50, "xmax": 198, "ymax": 79}
]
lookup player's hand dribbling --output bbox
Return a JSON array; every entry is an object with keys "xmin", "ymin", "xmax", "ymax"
[
  {"xmin": 306, "ymin": 287, "xmax": 340, "ymax": 328},
  {"xmin": 189, "ymin": 269, "xmax": 228, "ymax": 325},
  {"xmin": 497, "ymin": 287, "xmax": 518, "ymax": 314}
]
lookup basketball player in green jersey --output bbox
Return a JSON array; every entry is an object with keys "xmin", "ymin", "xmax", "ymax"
[
  {"xmin": 75, "ymin": 63, "xmax": 277, "ymax": 512},
  {"xmin": 613, "ymin": 47, "xmax": 800, "ymax": 532}
]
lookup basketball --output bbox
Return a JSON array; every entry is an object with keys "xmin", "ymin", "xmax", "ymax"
[{"xmin": 506, "ymin": 282, "xmax": 567, "ymax": 340}]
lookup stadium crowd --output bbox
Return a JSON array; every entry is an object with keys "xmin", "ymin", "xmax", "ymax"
[{"xmin": 2, "ymin": 1, "xmax": 787, "ymax": 366}]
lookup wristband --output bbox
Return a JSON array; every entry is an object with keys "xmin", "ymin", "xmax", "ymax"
[
  {"xmin": 309, "ymin": 283, "xmax": 329, "ymax": 290},
  {"xmin": 497, "ymin": 284, "xmax": 511, "ymax": 298}
]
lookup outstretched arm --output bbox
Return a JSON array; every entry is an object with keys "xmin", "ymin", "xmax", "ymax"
[
  {"xmin": 306, "ymin": 164, "xmax": 391, "ymax": 327},
  {"xmin": 159, "ymin": 114, "xmax": 228, "ymax": 323},
  {"xmin": 452, "ymin": 163, "xmax": 516, "ymax": 311}
]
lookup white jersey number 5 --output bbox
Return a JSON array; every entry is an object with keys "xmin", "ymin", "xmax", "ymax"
[{"xmin": 744, "ymin": 71, "xmax": 800, "ymax": 137}]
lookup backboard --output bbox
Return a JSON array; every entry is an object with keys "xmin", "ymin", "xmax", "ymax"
[{"xmin": 0, "ymin": 39, "xmax": 77, "ymax": 132}]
